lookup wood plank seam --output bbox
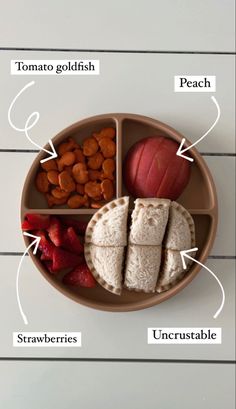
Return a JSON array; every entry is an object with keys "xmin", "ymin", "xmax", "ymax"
[{"xmin": 0, "ymin": 47, "xmax": 235, "ymax": 55}]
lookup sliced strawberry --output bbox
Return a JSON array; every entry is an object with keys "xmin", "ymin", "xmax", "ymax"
[
  {"xmin": 33, "ymin": 230, "xmax": 55, "ymax": 260},
  {"xmin": 43, "ymin": 260, "xmax": 56, "ymax": 275},
  {"xmin": 52, "ymin": 247, "xmax": 83, "ymax": 271},
  {"xmin": 41, "ymin": 253, "xmax": 48, "ymax": 261},
  {"xmin": 22, "ymin": 220, "xmax": 33, "ymax": 230},
  {"xmin": 63, "ymin": 263, "xmax": 96, "ymax": 288},
  {"xmin": 60, "ymin": 217, "xmax": 88, "ymax": 235},
  {"xmin": 25, "ymin": 214, "xmax": 50, "ymax": 229},
  {"xmin": 62, "ymin": 227, "xmax": 84, "ymax": 254},
  {"xmin": 47, "ymin": 217, "xmax": 63, "ymax": 247}
]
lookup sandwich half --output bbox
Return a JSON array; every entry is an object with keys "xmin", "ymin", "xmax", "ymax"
[
  {"xmin": 124, "ymin": 198, "xmax": 170, "ymax": 293},
  {"xmin": 129, "ymin": 198, "xmax": 170, "ymax": 245},
  {"xmin": 85, "ymin": 196, "xmax": 129, "ymax": 295},
  {"xmin": 124, "ymin": 245, "xmax": 162, "ymax": 293},
  {"xmin": 156, "ymin": 201, "xmax": 196, "ymax": 292},
  {"xmin": 85, "ymin": 196, "xmax": 129, "ymax": 246},
  {"xmin": 85, "ymin": 244, "xmax": 124, "ymax": 295}
]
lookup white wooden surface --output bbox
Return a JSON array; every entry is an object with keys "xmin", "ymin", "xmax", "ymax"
[
  {"xmin": 0, "ymin": 52, "xmax": 235, "ymax": 153},
  {"xmin": 0, "ymin": 52, "xmax": 235, "ymax": 361},
  {"xmin": 0, "ymin": 361, "xmax": 235, "ymax": 409},
  {"xmin": 0, "ymin": 0, "xmax": 235, "ymax": 52},
  {"xmin": 0, "ymin": 5, "xmax": 235, "ymax": 406}
]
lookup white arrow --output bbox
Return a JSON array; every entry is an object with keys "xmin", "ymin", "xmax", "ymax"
[
  {"xmin": 176, "ymin": 96, "xmax": 220, "ymax": 162},
  {"xmin": 8, "ymin": 81, "xmax": 57, "ymax": 163},
  {"xmin": 16, "ymin": 232, "xmax": 41, "ymax": 325},
  {"xmin": 180, "ymin": 247, "xmax": 225, "ymax": 319}
]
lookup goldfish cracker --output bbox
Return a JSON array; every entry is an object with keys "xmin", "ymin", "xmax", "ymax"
[
  {"xmin": 91, "ymin": 201, "xmax": 103, "ymax": 209},
  {"xmin": 87, "ymin": 152, "xmax": 104, "ymax": 170},
  {"xmin": 90, "ymin": 196, "xmax": 101, "ymax": 202},
  {"xmin": 83, "ymin": 137, "xmax": 98, "ymax": 156},
  {"xmin": 102, "ymin": 158, "xmax": 115, "ymax": 180},
  {"xmin": 102, "ymin": 158, "xmax": 115, "ymax": 173},
  {"xmin": 93, "ymin": 127, "xmax": 115, "ymax": 141},
  {"xmin": 36, "ymin": 172, "xmax": 50, "ymax": 193},
  {"xmin": 41, "ymin": 159, "xmax": 57, "ymax": 172},
  {"xmin": 47, "ymin": 170, "xmax": 59, "ymax": 185},
  {"xmin": 51, "ymin": 187, "xmax": 70, "ymax": 199},
  {"xmin": 76, "ymin": 184, "xmax": 85, "ymax": 195},
  {"xmin": 64, "ymin": 166, "xmax": 73, "ymax": 176},
  {"xmin": 84, "ymin": 181, "xmax": 102, "ymax": 199},
  {"xmin": 56, "ymin": 158, "xmax": 61, "ymax": 171},
  {"xmin": 98, "ymin": 138, "xmax": 116, "ymax": 158},
  {"xmin": 72, "ymin": 163, "xmax": 89, "ymax": 184},
  {"xmin": 58, "ymin": 170, "xmax": 76, "ymax": 192},
  {"xmin": 67, "ymin": 194, "xmax": 87, "ymax": 209},
  {"xmin": 57, "ymin": 137, "xmax": 78, "ymax": 156},
  {"xmin": 57, "ymin": 151, "xmax": 76, "ymax": 171},
  {"xmin": 88, "ymin": 170, "xmax": 102, "ymax": 181},
  {"xmin": 74, "ymin": 148, "xmax": 86, "ymax": 163},
  {"xmin": 83, "ymin": 194, "xmax": 90, "ymax": 208},
  {"xmin": 46, "ymin": 193, "xmax": 68, "ymax": 207},
  {"xmin": 101, "ymin": 172, "xmax": 114, "ymax": 181},
  {"xmin": 101, "ymin": 179, "xmax": 114, "ymax": 201},
  {"xmin": 36, "ymin": 127, "xmax": 117, "ymax": 208}
]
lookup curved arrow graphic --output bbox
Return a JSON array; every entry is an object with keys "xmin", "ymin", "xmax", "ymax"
[
  {"xmin": 8, "ymin": 81, "xmax": 57, "ymax": 162},
  {"xmin": 16, "ymin": 232, "xmax": 41, "ymax": 325},
  {"xmin": 180, "ymin": 248, "xmax": 225, "ymax": 319},
  {"xmin": 176, "ymin": 96, "xmax": 220, "ymax": 162}
]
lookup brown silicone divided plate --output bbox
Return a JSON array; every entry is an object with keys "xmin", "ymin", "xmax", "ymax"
[{"xmin": 21, "ymin": 113, "xmax": 218, "ymax": 311}]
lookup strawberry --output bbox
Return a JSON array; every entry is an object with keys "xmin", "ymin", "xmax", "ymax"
[
  {"xmin": 52, "ymin": 247, "xmax": 83, "ymax": 271},
  {"xmin": 43, "ymin": 260, "xmax": 55, "ymax": 275},
  {"xmin": 33, "ymin": 230, "xmax": 55, "ymax": 260},
  {"xmin": 47, "ymin": 217, "xmax": 63, "ymax": 247},
  {"xmin": 63, "ymin": 263, "xmax": 96, "ymax": 288},
  {"xmin": 60, "ymin": 217, "xmax": 88, "ymax": 235},
  {"xmin": 22, "ymin": 220, "xmax": 33, "ymax": 230},
  {"xmin": 62, "ymin": 227, "xmax": 84, "ymax": 254},
  {"xmin": 25, "ymin": 214, "xmax": 50, "ymax": 229}
]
